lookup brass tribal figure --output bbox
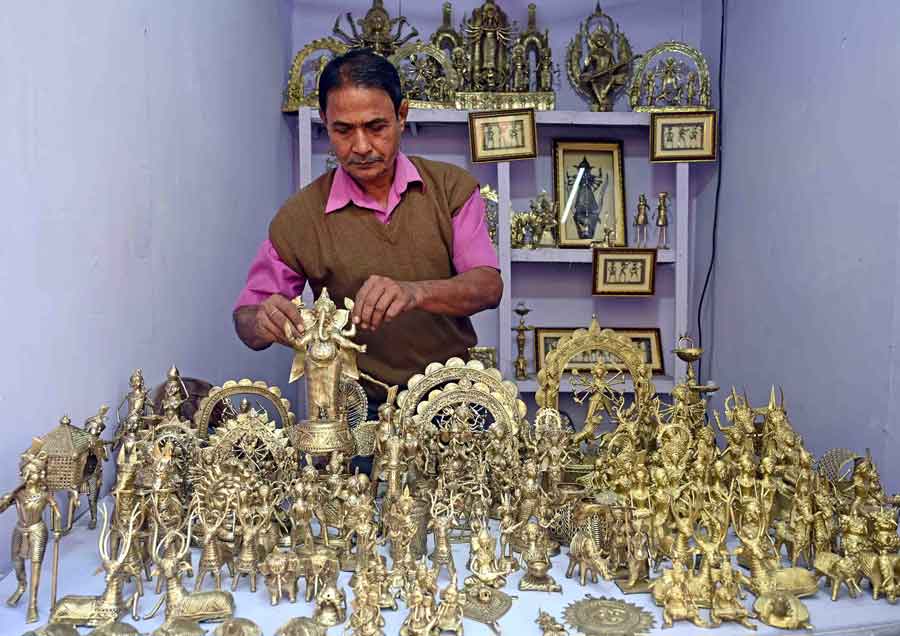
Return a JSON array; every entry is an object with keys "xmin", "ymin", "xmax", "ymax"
[{"xmin": 1, "ymin": 440, "xmax": 62, "ymax": 623}]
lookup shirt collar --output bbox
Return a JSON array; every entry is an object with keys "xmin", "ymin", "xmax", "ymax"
[{"xmin": 324, "ymin": 152, "xmax": 424, "ymax": 216}]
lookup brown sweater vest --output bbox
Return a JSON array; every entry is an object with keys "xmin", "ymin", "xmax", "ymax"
[{"xmin": 269, "ymin": 156, "xmax": 479, "ymax": 401}]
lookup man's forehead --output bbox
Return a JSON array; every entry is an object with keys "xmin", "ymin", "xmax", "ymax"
[{"xmin": 323, "ymin": 85, "xmax": 395, "ymax": 122}]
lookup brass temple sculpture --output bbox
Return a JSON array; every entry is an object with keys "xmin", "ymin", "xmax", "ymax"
[
  {"xmin": 628, "ymin": 41, "xmax": 711, "ymax": 112},
  {"xmin": 567, "ymin": 4, "xmax": 636, "ymax": 111},
  {"xmin": 284, "ymin": 0, "xmax": 557, "ymax": 112}
]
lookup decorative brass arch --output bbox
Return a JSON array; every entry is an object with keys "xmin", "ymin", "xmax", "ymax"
[
  {"xmin": 628, "ymin": 40, "xmax": 711, "ymax": 112},
  {"xmin": 283, "ymin": 37, "xmax": 349, "ymax": 112},
  {"xmin": 396, "ymin": 357, "xmax": 526, "ymax": 429},
  {"xmin": 412, "ymin": 377, "xmax": 518, "ymax": 436},
  {"xmin": 535, "ymin": 318, "xmax": 655, "ymax": 411},
  {"xmin": 193, "ymin": 379, "xmax": 295, "ymax": 440}
]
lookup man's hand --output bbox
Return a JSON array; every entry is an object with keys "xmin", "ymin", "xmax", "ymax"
[
  {"xmin": 352, "ymin": 275, "xmax": 422, "ymax": 331},
  {"xmin": 233, "ymin": 294, "xmax": 303, "ymax": 350}
]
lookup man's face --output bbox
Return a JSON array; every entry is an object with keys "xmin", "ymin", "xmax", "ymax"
[{"xmin": 321, "ymin": 85, "xmax": 407, "ymax": 185}]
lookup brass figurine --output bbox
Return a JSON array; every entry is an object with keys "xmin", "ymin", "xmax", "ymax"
[
  {"xmin": 512, "ymin": 302, "xmax": 533, "ymax": 380},
  {"xmin": 2, "ymin": 439, "xmax": 63, "ymax": 623},
  {"xmin": 536, "ymin": 610, "xmax": 569, "ymax": 636},
  {"xmin": 628, "ymin": 41, "xmax": 711, "ymax": 112},
  {"xmin": 518, "ymin": 521, "xmax": 562, "ymax": 593},
  {"xmin": 314, "ymin": 580, "xmax": 347, "ymax": 627},
  {"xmin": 49, "ymin": 505, "xmax": 141, "ymax": 627},
  {"xmin": 332, "ymin": 0, "xmax": 417, "ymax": 57},
  {"xmin": 462, "ymin": 585, "xmax": 513, "ymax": 636},
  {"xmin": 144, "ymin": 527, "xmax": 236, "ymax": 625},
  {"xmin": 654, "ymin": 192, "xmax": 670, "ymax": 250},
  {"xmin": 274, "ymin": 618, "xmax": 327, "ymax": 636},
  {"xmin": 285, "ymin": 288, "xmax": 363, "ymax": 457},
  {"xmin": 567, "ymin": 4, "xmax": 636, "ymax": 111},
  {"xmin": 633, "ymin": 194, "xmax": 650, "ymax": 248}
]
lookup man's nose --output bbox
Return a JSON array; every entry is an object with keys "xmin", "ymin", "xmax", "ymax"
[{"xmin": 351, "ymin": 129, "xmax": 372, "ymax": 155}]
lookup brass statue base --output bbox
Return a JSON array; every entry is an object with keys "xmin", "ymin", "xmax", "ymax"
[
  {"xmin": 615, "ymin": 579, "xmax": 653, "ymax": 595},
  {"xmin": 288, "ymin": 419, "xmax": 355, "ymax": 457},
  {"xmin": 454, "ymin": 91, "xmax": 556, "ymax": 111}
]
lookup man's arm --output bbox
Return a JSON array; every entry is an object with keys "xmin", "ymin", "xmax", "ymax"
[
  {"xmin": 233, "ymin": 239, "xmax": 307, "ymax": 350},
  {"xmin": 352, "ymin": 267, "xmax": 502, "ymax": 331}
]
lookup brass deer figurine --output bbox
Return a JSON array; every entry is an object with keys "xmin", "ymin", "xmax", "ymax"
[
  {"xmin": 50, "ymin": 504, "xmax": 141, "ymax": 626},
  {"xmin": 144, "ymin": 523, "xmax": 235, "ymax": 625}
]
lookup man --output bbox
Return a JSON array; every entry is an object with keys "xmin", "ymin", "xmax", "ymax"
[{"xmin": 233, "ymin": 48, "xmax": 502, "ymax": 410}]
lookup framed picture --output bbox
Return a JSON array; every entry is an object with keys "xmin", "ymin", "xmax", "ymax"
[
  {"xmin": 467, "ymin": 345, "xmax": 497, "ymax": 369},
  {"xmin": 592, "ymin": 248, "xmax": 656, "ymax": 296},
  {"xmin": 468, "ymin": 108, "xmax": 537, "ymax": 163},
  {"xmin": 534, "ymin": 327, "xmax": 665, "ymax": 375},
  {"xmin": 553, "ymin": 139, "xmax": 626, "ymax": 248},
  {"xmin": 650, "ymin": 110, "xmax": 718, "ymax": 162}
]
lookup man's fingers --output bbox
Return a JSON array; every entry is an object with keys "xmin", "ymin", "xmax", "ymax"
[
  {"xmin": 257, "ymin": 308, "xmax": 290, "ymax": 346},
  {"xmin": 368, "ymin": 289, "xmax": 396, "ymax": 330},
  {"xmin": 353, "ymin": 277, "xmax": 377, "ymax": 325},
  {"xmin": 382, "ymin": 296, "xmax": 406, "ymax": 325},
  {"xmin": 269, "ymin": 295, "xmax": 303, "ymax": 330},
  {"xmin": 358, "ymin": 284, "xmax": 387, "ymax": 330}
]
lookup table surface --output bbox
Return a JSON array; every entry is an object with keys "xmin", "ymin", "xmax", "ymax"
[{"xmin": 2, "ymin": 511, "xmax": 900, "ymax": 636}]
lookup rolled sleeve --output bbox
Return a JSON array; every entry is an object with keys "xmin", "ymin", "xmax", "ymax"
[
  {"xmin": 233, "ymin": 239, "xmax": 306, "ymax": 311},
  {"xmin": 451, "ymin": 188, "xmax": 500, "ymax": 274}
]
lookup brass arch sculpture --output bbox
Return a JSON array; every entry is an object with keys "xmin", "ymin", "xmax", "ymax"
[
  {"xmin": 193, "ymin": 379, "xmax": 295, "ymax": 441},
  {"xmin": 396, "ymin": 357, "xmax": 526, "ymax": 430},
  {"xmin": 535, "ymin": 318, "xmax": 655, "ymax": 411}
]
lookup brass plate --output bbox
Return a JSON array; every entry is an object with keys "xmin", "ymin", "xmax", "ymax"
[{"xmin": 563, "ymin": 595, "xmax": 655, "ymax": 636}]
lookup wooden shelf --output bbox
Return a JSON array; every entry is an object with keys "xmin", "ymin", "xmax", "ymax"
[
  {"xmin": 511, "ymin": 248, "xmax": 675, "ymax": 263},
  {"xmin": 307, "ymin": 108, "xmax": 650, "ymax": 127},
  {"xmin": 516, "ymin": 376, "xmax": 675, "ymax": 395}
]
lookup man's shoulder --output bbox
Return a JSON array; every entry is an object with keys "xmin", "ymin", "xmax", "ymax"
[{"xmin": 407, "ymin": 156, "xmax": 479, "ymax": 206}]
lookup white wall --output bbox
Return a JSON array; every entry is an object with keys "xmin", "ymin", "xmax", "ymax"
[{"xmin": 0, "ymin": 1, "xmax": 295, "ymax": 572}]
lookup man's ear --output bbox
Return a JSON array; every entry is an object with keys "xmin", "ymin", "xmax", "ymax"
[
  {"xmin": 319, "ymin": 110, "xmax": 327, "ymax": 127},
  {"xmin": 397, "ymin": 99, "xmax": 409, "ymax": 127}
]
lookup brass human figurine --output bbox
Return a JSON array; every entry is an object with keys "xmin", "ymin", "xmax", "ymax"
[
  {"xmin": 634, "ymin": 194, "xmax": 650, "ymax": 248},
  {"xmin": 114, "ymin": 369, "xmax": 153, "ymax": 447},
  {"xmin": 1, "ymin": 440, "xmax": 62, "ymax": 623},
  {"xmin": 512, "ymin": 302, "xmax": 533, "ymax": 380},
  {"xmin": 518, "ymin": 520, "xmax": 562, "ymax": 593},
  {"xmin": 284, "ymin": 288, "xmax": 366, "ymax": 419},
  {"xmin": 654, "ymin": 192, "xmax": 670, "ymax": 250},
  {"xmin": 433, "ymin": 572, "xmax": 465, "ymax": 635},
  {"xmin": 536, "ymin": 610, "xmax": 569, "ymax": 635},
  {"xmin": 314, "ymin": 580, "xmax": 347, "ymax": 627},
  {"xmin": 81, "ymin": 405, "xmax": 111, "ymax": 530}
]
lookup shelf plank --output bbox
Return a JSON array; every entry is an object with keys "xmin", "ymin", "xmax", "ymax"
[
  {"xmin": 511, "ymin": 248, "xmax": 675, "ymax": 263},
  {"xmin": 516, "ymin": 376, "xmax": 675, "ymax": 394},
  {"xmin": 306, "ymin": 108, "xmax": 650, "ymax": 127}
]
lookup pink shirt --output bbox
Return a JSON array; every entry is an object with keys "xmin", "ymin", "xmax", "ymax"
[{"xmin": 235, "ymin": 153, "xmax": 499, "ymax": 309}]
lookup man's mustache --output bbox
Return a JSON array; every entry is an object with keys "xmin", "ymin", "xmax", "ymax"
[{"xmin": 348, "ymin": 155, "xmax": 384, "ymax": 165}]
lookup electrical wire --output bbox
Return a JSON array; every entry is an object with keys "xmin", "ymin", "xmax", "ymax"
[{"xmin": 697, "ymin": 0, "xmax": 727, "ymax": 383}]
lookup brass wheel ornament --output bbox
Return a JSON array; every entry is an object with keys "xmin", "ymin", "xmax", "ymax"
[
  {"xmin": 536, "ymin": 317, "xmax": 655, "ymax": 411},
  {"xmin": 388, "ymin": 41, "xmax": 458, "ymax": 108},
  {"xmin": 397, "ymin": 357, "xmax": 526, "ymax": 430},
  {"xmin": 412, "ymin": 377, "xmax": 520, "ymax": 436},
  {"xmin": 207, "ymin": 408, "xmax": 294, "ymax": 483},
  {"xmin": 563, "ymin": 595, "xmax": 655, "ymax": 636},
  {"xmin": 628, "ymin": 41, "xmax": 711, "ymax": 112},
  {"xmin": 193, "ymin": 379, "xmax": 295, "ymax": 440}
]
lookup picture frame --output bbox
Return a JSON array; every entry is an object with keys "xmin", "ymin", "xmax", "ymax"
[
  {"xmin": 468, "ymin": 108, "xmax": 538, "ymax": 163},
  {"xmin": 553, "ymin": 139, "xmax": 626, "ymax": 248},
  {"xmin": 467, "ymin": 345, "xmax": 497, "ymax": 369},
  {"xmin": 650, "ymin": 110, "xmax": 718, "ymax": 162},
  {"xmin": 592, "ymin": 248, "xmax": 656, "ymax": 296},
  {"xmin": 534, "ymin": 327, "xmax": 665, "ymax": 375}
]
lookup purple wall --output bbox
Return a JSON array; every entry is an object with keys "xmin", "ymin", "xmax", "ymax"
[
  {"xmin": 0, "ymin": 1, "xmax": 294, "ymax": 572},
  {"xmin": 698, "ymin": 0, "xmax": 900, "ymax": 490}
]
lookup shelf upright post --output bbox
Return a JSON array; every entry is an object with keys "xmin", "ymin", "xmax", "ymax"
[
  {"xmin": 674, "ymin": 162, "xmax": 690, "ymax": 380},
  {"xmin": 298, "ymin": 107, "xmax": 314, "ymax": 188},
  {"xmin": 296, "ymin": 107, "xmax": 316, "ymax": 414},
  {"xmin": 496, "ymin": 161, "xmax": 513, "ymax": 378}
]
